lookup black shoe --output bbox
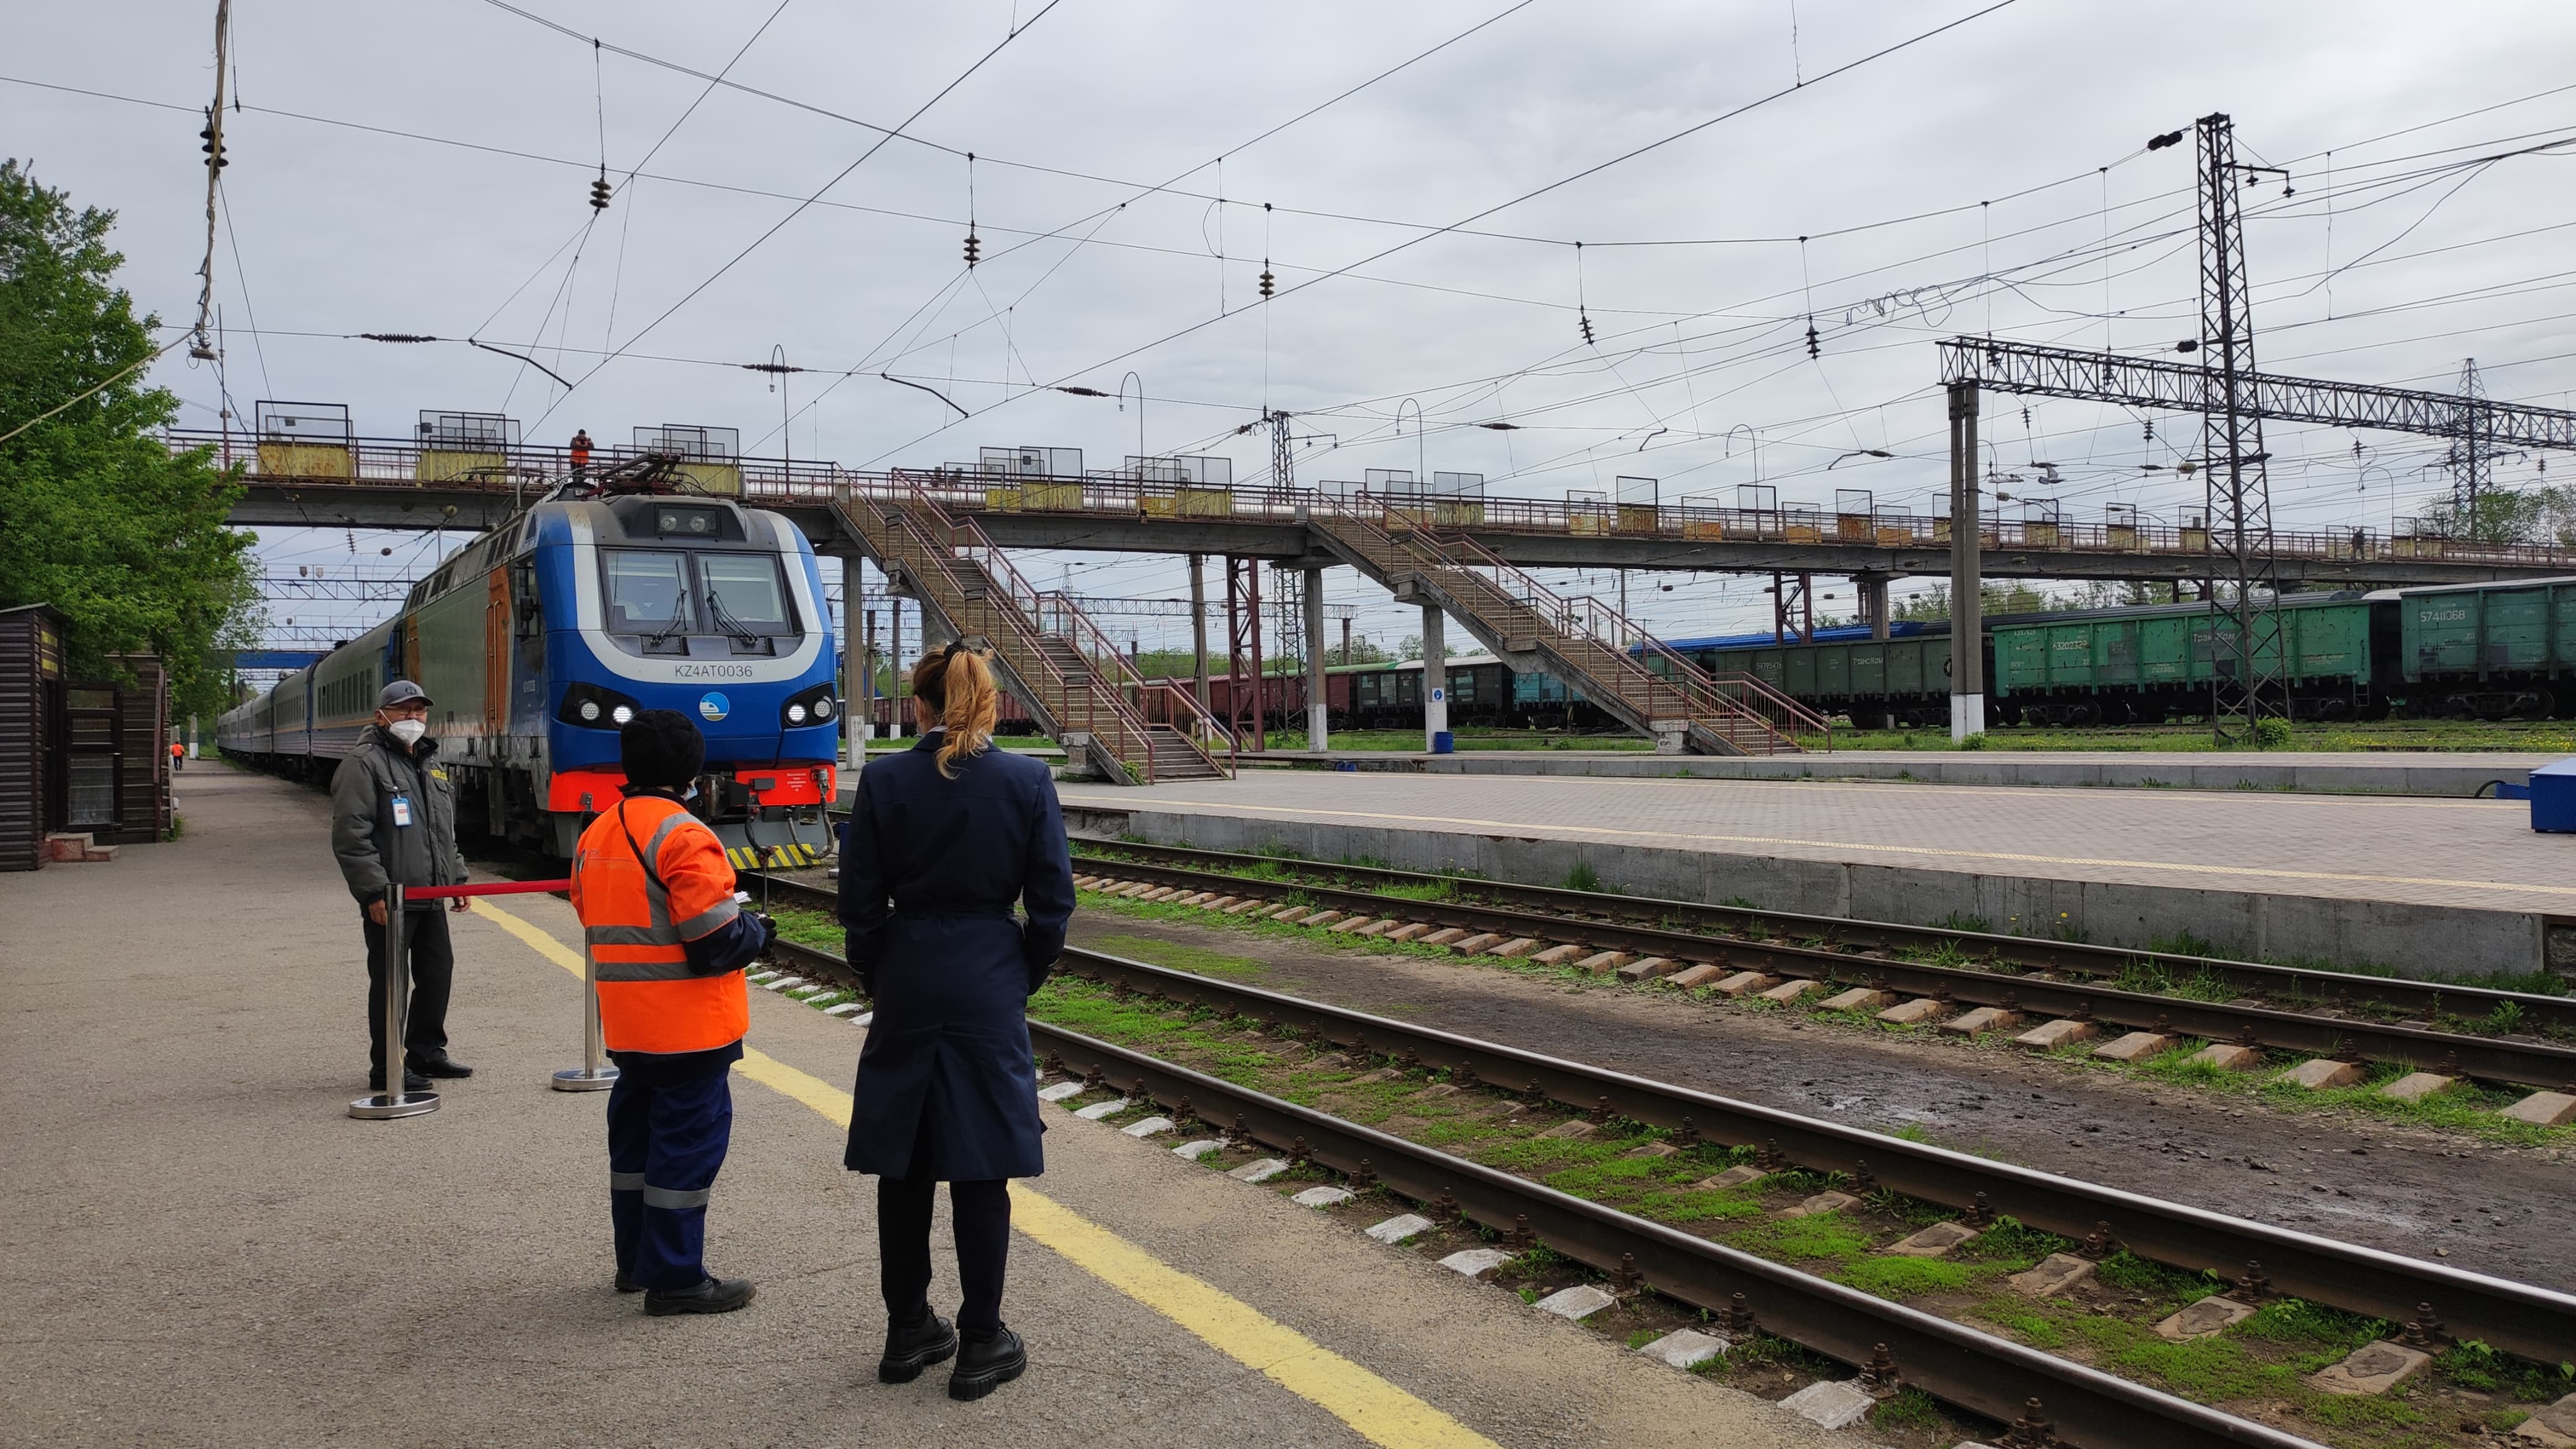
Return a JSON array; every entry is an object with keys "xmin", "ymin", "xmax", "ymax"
[
  {"xmin": 644, "ymin": 1276, "xmax": 755, "ymax": 1316},
  {"xmin": 367, "ymin": 1069, "xmax": 432, "ymax": 1094},
  {"xmin": 878, "ymin": 1305, "xmax": 958, "ymax": 1383},
  {"xmin": 616, "ymin": 1271, "xmax": 641, "ymax": 1294},
  {"xmin": 412, "ymin": 1056, "xmax": 474, "ymax": 1079},
  {"xmin": 947, "ymin": 1325, "xmax": 1025, "ymax": 1401}
]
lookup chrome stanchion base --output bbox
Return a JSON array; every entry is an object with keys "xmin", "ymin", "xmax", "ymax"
[
  {"xmin": 550, "ymin": 1066, "xmax": 620, "ymax": 1092},
  {"xmin": 349, "ymin": 1089, "xmax": 442, "ymax": 1120}
]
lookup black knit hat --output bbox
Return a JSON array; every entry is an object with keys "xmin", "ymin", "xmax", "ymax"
[{"xmin": 620, "ymin": 708, "xmax": 705, "ymax": 789}]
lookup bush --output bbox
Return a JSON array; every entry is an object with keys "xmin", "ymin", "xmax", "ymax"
[
  {"xmin": 2253, "ymin": 716, "xmax": 2292, "ymax": 749},
  {"xmin": 1957, "ymin": 731, "xmax": 1989, "ymax": 751}
]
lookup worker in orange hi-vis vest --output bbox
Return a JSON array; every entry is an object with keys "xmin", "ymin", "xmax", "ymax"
[
  {"xmin": 568, "ymin": 428, "xmax": 593, "ymax": 477},
  {"xmin": 569, "ymin": 709, "xmax": 773, "ymax": 1316}
]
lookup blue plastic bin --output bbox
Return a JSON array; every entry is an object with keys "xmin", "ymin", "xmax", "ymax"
[
  {"xmin": 2528, "ymin": 758, "xmax": 2576, "ymax": 832},
  {"xmin": 1430, "ymin": 731, "xmax": 1455, "ymax": 754}
]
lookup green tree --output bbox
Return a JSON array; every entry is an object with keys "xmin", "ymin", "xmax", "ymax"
[{"xmin": 0, "ymin": 160, "xmax": 256, "ymax": 721}]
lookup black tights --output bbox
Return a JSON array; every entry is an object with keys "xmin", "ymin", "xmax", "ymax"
[{"xmin": 877, "ymin": 1175, "xmax": 1011, "ymax": 1334}]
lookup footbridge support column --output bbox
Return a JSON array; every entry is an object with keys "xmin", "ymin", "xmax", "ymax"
[
  {"xmin": 1421, "ymin": 604, "xmax": 1450, "ymax": 752},
  {"xmin": 1304, "ymin": 567, "xmax": 1329, "ymax": 752},
  {"xmin": 1948, "ymin": 378, "xmax": 1986, "ymax": 741}
]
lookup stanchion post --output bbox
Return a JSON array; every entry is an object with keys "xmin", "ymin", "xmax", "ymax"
[
  {"xmin": 551, "ymin": 939, "xmax": 619, "ymax": 1092},
  {"xmin": 350, "ymin": 883, "xmax": 440, "ymax": 1120}
]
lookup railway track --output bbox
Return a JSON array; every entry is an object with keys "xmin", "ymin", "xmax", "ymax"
[
  {"xmin": 757, "ymin": 928, "xmax": 2576, "ymax": 1447},
  {"xmin": 1044, "ymin": 842, "xmax": 2576, "ymax": 1095}
]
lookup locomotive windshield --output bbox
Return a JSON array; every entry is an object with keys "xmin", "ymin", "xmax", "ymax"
[
  {"xmin": 603, "ymin": 550, "xmax": 695, "ymax": 634},
  {"xmin": 600, "ymin": 548, "xmax": 797, "ymax": 638},
  {"xmin": 698, "ymin": 555, "xmax": 793, "ymax": 635}
]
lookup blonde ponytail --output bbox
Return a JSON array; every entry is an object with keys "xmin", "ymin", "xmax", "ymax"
[{"xmin": 910, "ymin": 643, "xmax": 998, "ymax": 778}]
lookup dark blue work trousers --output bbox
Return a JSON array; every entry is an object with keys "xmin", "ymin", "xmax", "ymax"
[{"xmin": 606, "ymin": 1053, "xmax": 734, "ymax": 1290}]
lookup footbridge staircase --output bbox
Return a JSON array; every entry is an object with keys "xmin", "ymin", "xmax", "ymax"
[
  {"xmin": 830, "ymin": 485, "xmax": 1233, "ymax": 785},
  {"xmin": 1307, "ymin": 507, "xmax": 1827, "ymax": 755}
]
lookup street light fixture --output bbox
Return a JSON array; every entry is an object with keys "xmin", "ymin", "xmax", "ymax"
[{"xmin": 1827, "ymin": 449, "xmax": 1894, "ymax": 469}]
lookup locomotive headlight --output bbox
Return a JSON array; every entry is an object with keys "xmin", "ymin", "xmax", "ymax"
[
  {"xmin": 557, "ymin": 682, "xmax": 645, "ymax": 731},
  {"xmin": 781, "ymin": 682, "xmax": 837, "ymax": 729}
]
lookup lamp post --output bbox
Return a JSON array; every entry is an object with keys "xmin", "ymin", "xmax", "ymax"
[
  {"xmin": 1828, "ymin": 449, "xmax": 1893, "ymax": 469},
  {"xmin": 1395, "ymin": 398, "xmax": 1424, "ymax": 485},
  {"xmin": 1118, "ymin": 371, "xmax": 1145, "ymax": 469}
]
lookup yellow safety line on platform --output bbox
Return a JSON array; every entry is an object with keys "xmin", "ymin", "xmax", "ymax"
[
  {"xmin": 468, "ymin": 896, "xmax": 1503, "ymax": 1449},
  {"xmin": 1060, "ymin": 794, "xmax": 2576, "ymax": 900}
]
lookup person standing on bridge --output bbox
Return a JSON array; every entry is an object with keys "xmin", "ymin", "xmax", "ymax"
[
  {"xmin": 330, "ymin": 681, "xmax": 472, "ymax": 1095},
  {"xmin": 840, "ymin": 640, "xmax": 1074, "ymax": 1401},
  {"xmin": 570, "ymin": 709, "xmax": 773, "ymax": 1316},
  {"xmin": 568, "ymin": 428, "xmax": 592, "ymax": 479}
]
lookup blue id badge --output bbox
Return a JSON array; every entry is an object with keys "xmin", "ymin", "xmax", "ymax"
[{"xmin": 391, "ymin": 794, "xmax": 414, "ymax": 828}]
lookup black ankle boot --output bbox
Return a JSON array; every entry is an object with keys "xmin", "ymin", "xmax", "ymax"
[
  {"xmin": 879, "ymin": 1305, "xmax": 957, "ymax": 1383},
  {"xmin": 947, "ymin": 1324, "xmax": 1025, "ymax": 1401}
]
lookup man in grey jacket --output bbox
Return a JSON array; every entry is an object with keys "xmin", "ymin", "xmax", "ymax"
[{"xmin": 332, "ymin": 680, "xmax": 474, "ymax": 1093}]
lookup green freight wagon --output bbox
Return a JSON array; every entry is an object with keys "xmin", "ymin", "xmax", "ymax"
[
  {"xmin": 1697, "ymin": 635, "xmax": 1955, "ymax": 728},
  {"xmin": 2395, "ymin": 577, "xmax": 2576, "ymax": 718},
  {"xmin": 1988, "ymin": 596, "xmax": 2377, "ymax": 723}
]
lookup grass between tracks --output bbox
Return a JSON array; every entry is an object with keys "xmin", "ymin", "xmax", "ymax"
[
  {"xmin": 1065, "ymin": 854, "xmax": 2576, "ymax": 1149},
  {"xmin": 759, "ymin": 901, "xmax": 2572, "ymax": 1449}
]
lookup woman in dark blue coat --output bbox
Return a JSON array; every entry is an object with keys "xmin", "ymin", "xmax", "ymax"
[{"xmin": 838, "ymin": 640, "xmax": 1074, "ymax": 1402}]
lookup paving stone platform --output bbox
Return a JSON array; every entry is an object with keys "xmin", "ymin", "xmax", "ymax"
[{"xmin": 1057, "ymin": 770, "xmax": 2576, "ymax": 980}]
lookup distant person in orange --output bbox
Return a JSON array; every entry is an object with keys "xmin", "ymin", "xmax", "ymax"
[
  {"xmin": 169, "ymin": 739, "xmax": 183, "ymax": 772},
  {"xmin": 569, "ymin": 428, "xmax": 593, "ymax": 479}
]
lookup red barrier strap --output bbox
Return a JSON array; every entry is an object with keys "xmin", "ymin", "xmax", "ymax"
[{"xmin": 406, "ymin": 879, "xmax": 571, "ymax": 900}]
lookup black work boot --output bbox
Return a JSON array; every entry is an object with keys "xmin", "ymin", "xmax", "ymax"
[
  {"xmin": 878, "ymin": 1304, "xmax": 959, "ymax": 1383},
  {"xmin": 615, "ymin": 1270, "xmax": 641, "ymax": 1294},
  {"xmin": 368, "ymin": 1068, "xmax": 431, "ymax": 1093},
  {"xmin": 643, "ymin": 1276, "xmax": 756, "ymax": 1316},
  {"xmin": 947, "ymin": 1324, "xmax": 1026, "ymax": 1401},
  {"xmin": 412, "ymin": 1056, "xmax": 474, "ymax": 1079}
]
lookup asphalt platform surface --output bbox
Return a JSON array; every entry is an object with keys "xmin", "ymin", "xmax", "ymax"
[{"xmin": 0, "ymin": 766, "xmax": 1833, "ymax": 1449}]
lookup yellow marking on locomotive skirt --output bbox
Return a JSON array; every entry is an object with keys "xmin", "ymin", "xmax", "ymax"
[
  {"xmin": 470, "ymin": 896, "xmax": 1503, "ymax": 1449},
  {"xmin": 1059, "ymin": 793, "xmax": 2576, "ymax": 900}
]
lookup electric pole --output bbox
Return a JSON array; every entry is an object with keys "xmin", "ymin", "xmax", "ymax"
[{"xmin": 2195, "ymin": 111, "xmax": 2287, "ymax": 742}]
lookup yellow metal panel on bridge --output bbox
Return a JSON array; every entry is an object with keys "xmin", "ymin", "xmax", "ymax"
[
  {"xmin": 1024, "ymin": 482, "xmax": 1082, "ymax": 511},
  {"xmin": 1615, "ymin": 504, "xmax": 1658, "ymax": 533},
  {"xmin": 674, "ymin": 461, "xmax": 742, "ymax": 496},
  {"xmin": 256, "ymin": 442, "xmax": 354, "ymax": 479},
  {"xmin": 2108, "ymin": 524, "xmax": 2141, "ymax": 551},
  {"xmin": 2025, "ymin": 521, "xmax": 2062, "ymax": 548},
  {"xmin": 1681, "ymin": 518, "xmax": 1725, "ymax": 542},
  {"xmin": 416, "ymin": 449, "xmax": 508, "ymax": 484},
  {"xmin": 983, "ymin": 485, "xmax": 1024, "ymax": 511},
  {"xmin": 1176, "ymin": 487, "xmax": 1233, "ymax": 518}
]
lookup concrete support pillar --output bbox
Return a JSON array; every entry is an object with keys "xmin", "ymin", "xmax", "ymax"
[
  {"xmin": 1421, "ymin": 604, "xmax": 1450, "ymax": 751},
  {"xmin": 1189, "ymin": 553, "xmax": 1211, "ymax": 711},
  {"xmin": 864, "ymin": 607, "xmax": 880, "ymax": 741},
  {"xmin": 889, "ymin": 598, "xmax": 908, "ymax": 736},
  {"xmin": 919, "ymin": 604, "xmax": 955, "ymax": 652},
  {"xmin": 1303, "ymin": 567, "xmax": 1329, "ymax": 752},
  {"xmin": 1857, "ymin": 572, "xmax": 1891, "ymax": 642},
  {"xmin": 1947, "ymin": 380, "xmax": 1986, "ymax": 740},
  {"xmin": 840, "ymin": 557, "xmax": 864, "ymax": 761}
]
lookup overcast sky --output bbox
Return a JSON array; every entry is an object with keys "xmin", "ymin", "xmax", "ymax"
[{"xmin": 13, "ymin": 0, "xmax": 2576, "ymax": 658}]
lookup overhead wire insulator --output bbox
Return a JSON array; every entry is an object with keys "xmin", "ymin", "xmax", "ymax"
[
  {"xmin": 199, "ymin": 109, "xmax": 228, "ymax": 171},
  {"xmin": 1578, "ymin": 309, "xmax": 1595, "ymax": 346},
  {"xmin": 1258, "ymin": 262, "xmax": 1274, "ymax": 300},
  {"xmin": 963, "ymin": 231, "xmax": 981, "ymax": 268},
  {"xmin": 1804, "ymin": 317, "xmax": 1820, "ymax": 359},
  {"xmin": 589, "ymin": 170, "xmax": 612, "ymax": 212}
]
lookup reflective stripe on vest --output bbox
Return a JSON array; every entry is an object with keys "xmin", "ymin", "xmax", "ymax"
[{"xmin": 583, "ymin": 809, "xmax": 741, "ymax": 977}]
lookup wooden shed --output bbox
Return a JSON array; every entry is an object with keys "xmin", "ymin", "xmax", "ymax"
[{"xmin": 0, "ymin": 604, "xmax": 173, "ymax": 869}]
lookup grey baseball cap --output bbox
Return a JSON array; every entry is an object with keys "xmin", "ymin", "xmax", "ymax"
[{"xmin": 378, "ymin": 679, "xmax": 435, "ymax": 709}]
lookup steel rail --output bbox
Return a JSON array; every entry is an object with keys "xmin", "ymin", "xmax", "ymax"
[
  {"xmin": 760, "ymin": 936, "xmax": 2319, "ymax": 1449},
  {"xmin": 757, "ymin": 931, "xmax": 2576, "ymax": 1365},
  {"xmin": 1064, "ymin": 839, "xmax": 2576, "ymax": 1037},
  {"xmin": 1050, "ymin": 846, "xmax": 2576, "ymax": 1087}
]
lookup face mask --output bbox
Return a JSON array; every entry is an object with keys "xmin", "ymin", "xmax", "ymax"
[{"xmin": 387, "ymin": 718, "xmax": 428, "ymax": 746}]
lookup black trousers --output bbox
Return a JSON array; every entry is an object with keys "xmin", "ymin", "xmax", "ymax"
[
  {"xmin": 362, "ymin": 907, "xmax": 455, "ymax": 1077},
  {"xmin": 877, "ymin": 1173, "xmax": 1011, "ymax": 1334}
]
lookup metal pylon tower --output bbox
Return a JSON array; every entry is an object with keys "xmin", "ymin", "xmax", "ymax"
[
  {"xmin": 2195, "ymin": 111, "xmax": 2286, "ymax": 741},
  {"xmin": 2448, "ymin": 357, "xmax": 2492, "ymax": 528}
]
